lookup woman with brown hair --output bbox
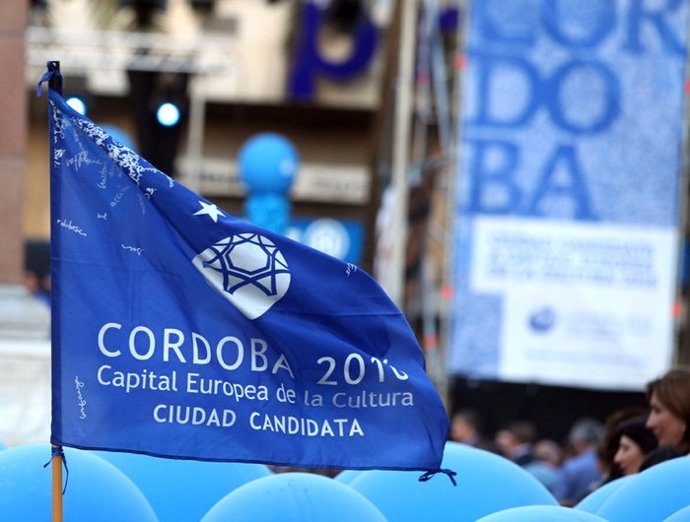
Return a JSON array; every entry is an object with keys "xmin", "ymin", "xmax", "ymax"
[{"xmin": 645, "ymin": 366, "xmax": 690, "ymax": 455}]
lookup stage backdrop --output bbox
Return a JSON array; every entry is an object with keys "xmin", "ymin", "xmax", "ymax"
[{"xmin": 449, "ymin": 0, "xmax": 689, "ymax": 390}]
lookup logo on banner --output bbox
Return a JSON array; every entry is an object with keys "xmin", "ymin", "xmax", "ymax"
[
  {"xmin": 528, "ymin": 307, "xmax": 556, "ymax": 333},
  {"xmin": 193, "ymin": 233, "xmax": 291, "ymax": 319}
]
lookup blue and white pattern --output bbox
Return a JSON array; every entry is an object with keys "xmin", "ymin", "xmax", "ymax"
[
  {"xmin": 450, "ymin": 0, "xmax": 688, "ymax": 390},
  {"xmin": 192, "ymin": 233, "xmax": 291, "ymax": 320}
]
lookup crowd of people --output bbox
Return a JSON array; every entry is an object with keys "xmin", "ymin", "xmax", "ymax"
[{"xmin": 449, "ymin": 366, "xmax": 690, "ymax": 506}]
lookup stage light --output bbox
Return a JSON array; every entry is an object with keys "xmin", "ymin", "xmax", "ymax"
[
  {"xmin": 66, "ymin": 95, "xmax": 87, "ymax": 115},
  {"xmin": 155, "ymin": 102, "xmax": 181, "ymax": 127},
  {"xmin": 127, "ymin": 70, "xmax": 188, "ymax": 176}
]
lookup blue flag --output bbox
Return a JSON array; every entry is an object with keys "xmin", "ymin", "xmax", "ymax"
[{"xmin": 45, "ymin": 83, "xmax": 449, "ymax": 471}]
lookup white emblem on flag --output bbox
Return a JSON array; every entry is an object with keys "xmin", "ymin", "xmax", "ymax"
[{"xmin": 192, "ymin": 233, "xmax": 290, "ymax": 319}]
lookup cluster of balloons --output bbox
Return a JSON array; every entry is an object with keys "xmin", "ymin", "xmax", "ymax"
[{"xmin": 0, "ymin": 442, "xmax": 688, "ymax": 521}]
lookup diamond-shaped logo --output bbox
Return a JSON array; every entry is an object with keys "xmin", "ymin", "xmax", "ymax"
[{"xmin": 192, "ymin": 233, "xmax": 290, "ymax": 319}]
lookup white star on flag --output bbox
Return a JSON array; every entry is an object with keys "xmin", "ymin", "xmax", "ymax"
[{"xmin": 193, "ymin": 201, "xmax": 225, "ymax": 223}]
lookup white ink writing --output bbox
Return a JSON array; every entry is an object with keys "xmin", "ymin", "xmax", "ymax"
[
  {"xmin": 57, "ymin": 218, "xmax": 87, "ymax": 236},
  {"xmin": 122, "ymin": 244, "xmax": 143, "ymax": 256},
  {"xmin": 74, "ymin": 376, "xmax": 87, "ymax": 419}
]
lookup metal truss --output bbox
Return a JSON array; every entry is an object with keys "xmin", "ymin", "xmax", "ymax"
[{"xmin": 26, "ymin": 26, "xmax": 238, "ymax": 77}]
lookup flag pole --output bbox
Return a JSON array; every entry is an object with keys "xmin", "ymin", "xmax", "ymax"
[
  {"xmin": 46, "ymin": 59, "xmax": 64, "ymax": 522},
  {"xmin": 51, "ymin": 445, "xmax": 64, "ymax": 522},
  {"xmin": 47, "ymin": 60, "xmax": 62, "ymax": 93}
]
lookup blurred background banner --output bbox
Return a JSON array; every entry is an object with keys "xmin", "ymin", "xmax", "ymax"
[{"xmin": 449, "ymin": 0, "xmax": 689, "ymax": 390}]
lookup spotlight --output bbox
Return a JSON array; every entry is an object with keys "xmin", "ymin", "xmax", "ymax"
[
  {"xmin": 127, "ymin": 70, "xmax": 188, "ymax": 176},
  {"xmin": 63, "ymin": 75, "xmax": 90, "ymax": 115},
  {"xmin": 66, "ymin": 95, "xmax": 87, "ymax": 115},
  {"xmin": 155, "ymin": 102, "xmax": 181, "ymax": 127}
]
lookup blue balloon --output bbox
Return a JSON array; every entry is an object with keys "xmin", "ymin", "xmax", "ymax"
[
  {"xmin": 334, "ymin": 469, "xmax": 363, "ymax": 484},
  {"xmin": 349, "ymin": 442, "xmax": 557, "ymax": 521},
  {"xmin": 201, "ymin": 472, "xmax": 386, "ymax": 522},
  {"xmin": 96, "ymin": 451, "xmax": 271, "ymax": 522},
  {"xmin": 245, "ymin": 192, "xmax": 291, "ymax": 233},
  {"xmin": 476, "ymin": 505, "xmax": 610, "ymax": 521},
  {"xmin": 0, "ymin": 444, "xmax": 157, "ymax": 521},
  {"xmin": 575, "ymin": 476, "xmax": 635, "ymax": 514},
  {"xmin": 238, "ymin": 133, "xmax": 299, "ymax": 194},
  {"xmin": 664, "ymin": 505, "xmax": 690, "ymax": 522},
  {"xmin": 597, "ymin": 457, "xmax": 690, "ymax": 521}
]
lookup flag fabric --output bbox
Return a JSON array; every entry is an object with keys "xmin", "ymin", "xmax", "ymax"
[{"xmin": 46, "ymin": 83, "xmax": 449, "ymax": 471}]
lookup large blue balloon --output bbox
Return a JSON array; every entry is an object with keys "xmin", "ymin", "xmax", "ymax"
[
  {"xmin": 245, "ymin": 192, "xmax": 292, "ymax": 233},
  {"xmin": 597, "ymin": 457, "xmax": 690, "ymax": 521},
  {"xmin": 664, "ymin": 505, "xmax": 690, "ymax": 522},
  {"xmin": 0, "ymin": 444, "xmax": 157, "ymax": 521},
  {"xmin": 575, "ymin": 476, "xmax": 635, "ymax": 514},
  {"xmin": 238, "ymin": 132, "xmax": 299, "ymax": 194},
  {"xmin": 334, "ymin": 469, "xmax": 363, "ymax": 484},
  {"xmin": 201, "ymin": 472, "xmax": 386, "ymax": 522},
  {"xmin": 349, "ymin": 442, "xmax": 557, "ymax": 521},
  {"xmin": 476, "ymin": 505, "xmax": 610, "ymax": 521},
  {"xmin": 96, "ymin": 451, "xmax": 271, "ymax": 522}
]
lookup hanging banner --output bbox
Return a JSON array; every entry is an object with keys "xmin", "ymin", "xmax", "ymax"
[{"xmin": 450, "ymin": 0, "xmax": 689, "ymax": 390}]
